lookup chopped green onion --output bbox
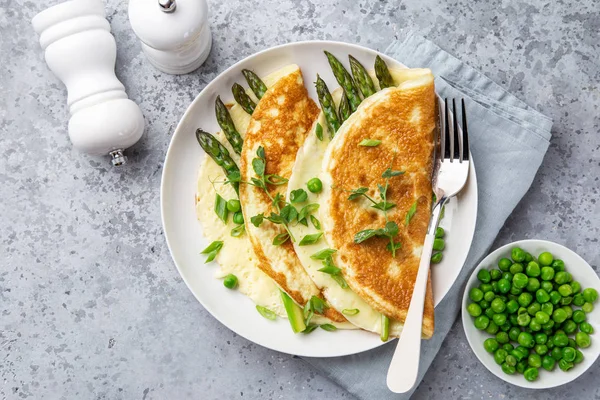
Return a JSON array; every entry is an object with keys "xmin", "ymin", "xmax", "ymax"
[
  {"xmin": 311, "ymin": 248, "xmax": 337, "ymax": 260},
  {"xmin": 214, "ymin": 194, "xmax": 229, "ymax": 223},
  {"xmin": 273, "ymin": 233, "xmax": 290, "ymax": 246},
  {"xmin": 358, "ymin": 139, "xmax": 381, "ymax": 147},
  {"xmin": 320, "ymin": 324, "xmax": 337, "ymax": 332},
  {"xmin": 230, "ymin": 224, "xmax": 245, "ymax": 237},
  {"xmin": 342, "ymin": 308, "xmax": 360, "ymax": 316},
  {"xmin": 315, "ymin": 123, "xmax": 324, "ymax": 141},
  {"xmin": 310, "ymin": 215, "xmax": 321, "ymax": 230},
  {"xmin": 201, "ymin": 241, "xmax": 223, "ymax": 263},
  {"xmin": 299, "ymin": 232, "xmax": 323, "ymax": 246},
  {"xmin": 256, "ymin": 305, "xmax": 277, "ymax": 320},
  {"xmin": 405, "ymin": 200, "xmax": 418, "ymax": 226},
  {"xmin": 381, "ymin": 315, "xmax": 390, "ymax": 341}
]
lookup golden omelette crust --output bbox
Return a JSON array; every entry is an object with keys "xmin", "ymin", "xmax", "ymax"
[
  {"xmin": 240, "ymin": 68, "xmax": 345, "ymax": 322},
  {"xmin": 326, "ymin": 83, "xmax": 436, "ymax": 337}
]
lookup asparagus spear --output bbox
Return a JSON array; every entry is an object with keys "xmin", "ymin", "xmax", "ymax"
[
  {"xmin": 195, "ymin": 129, "xmax": 240, "ymax": 194},
  {"xmin": 374, "ymin": 55, "xmax": 395, "ymax": 89},
  {"xmin": 232, "ymin": 83, "xmax": 256, "ymax": 115},
  {"xmin": 324, "ymin": 51, "xmax": 361, "ymax": 112},
  {"xmin": 215, "ymin": 96, "xmax": 244, "ymax": 155},
  {"xmin": 349, "ymin": 55, "xmax": 376, "ymax": 98},
  {"xmin": 242, "ymin": 69, "xmax": 268, "ymax": 99},
  {"xmin": 338, "ymin": 90, "xmax": 351, "ymax": 124},
  {"xmin": 315, "ymin": 74, "xmax": 341, "ymax": 136}
]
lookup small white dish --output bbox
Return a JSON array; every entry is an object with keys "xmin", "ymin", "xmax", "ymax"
[{"xmin": 462, "ymin": 239, "xmax": 600, "ymax": 389}]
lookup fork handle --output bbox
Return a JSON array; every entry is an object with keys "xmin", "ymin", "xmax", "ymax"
[{"xmin": 386, "ymin": 199, "xmax": 445, "ymax": 393}]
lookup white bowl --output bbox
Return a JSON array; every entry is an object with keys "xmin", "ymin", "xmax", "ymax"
[{"xmin": 462, "ymin": 239, "xmax": 600, "ymax": 389}]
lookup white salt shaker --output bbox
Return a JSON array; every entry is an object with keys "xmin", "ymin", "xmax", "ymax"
[
  {"xmin": 128, "ymin": 0, "xmax": 212, "ymax": 75},
  {"xmin": 32, "ymin": 0, "xmax": 145, "ymax": 166}
]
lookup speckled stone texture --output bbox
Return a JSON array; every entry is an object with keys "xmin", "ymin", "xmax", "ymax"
[{"xmin": 1, "ymin": 0, "xmax": 598, "ymax": 399}]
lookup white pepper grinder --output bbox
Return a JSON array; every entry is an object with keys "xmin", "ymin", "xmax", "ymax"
[
  {"xmin": 128, "ymin": 0, "xmax": 212, "ymax": 75},
  {"xmin": 32, "ymin": 0, "xmax": 145, "ymax": 166}
]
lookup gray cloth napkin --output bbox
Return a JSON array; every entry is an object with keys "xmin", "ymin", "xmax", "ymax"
[{"xmin": 302, "ymin": 32, "xmax": 553, "ymax": 399}]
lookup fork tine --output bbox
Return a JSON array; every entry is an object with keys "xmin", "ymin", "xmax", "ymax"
[
  {"xmin": 452, "ymin": 99, "xmax": 461, "ymax": 161},
  {"xmin": 461, "ymin": 98, "xmax": 469, "ymax": 161},
  {"xmin": 443, "ymin": 98, "xmax": 450, "ymax": 161}
]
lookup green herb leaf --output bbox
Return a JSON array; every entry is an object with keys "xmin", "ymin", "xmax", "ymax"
[
  {"xmin": 377, "ymin": 183, "xmax": 387, "ymax": 199},
  {"xmin": 299, "ymin": 232, "xmax": 323, "ymax": 246},
  {"xmin": 250, "ymin": 177, "xmax": 266, "ymax": 189},
  {"xmin": 320, "ymin": 324, "xmax": 337, "ymax": 332},
  {"xmin": 332, "ymin": 274, "xmax": 349, "ymax": 289},
  {"xmin": 250, "ymin": 213, "xmax": 264, "ymax": 227},
  {"xmin": 311, "ymin": 248, "xmax": 337, "ymax": 260},
  {"xmin": 315, "ymin": 123, "xmax": 324, "ymax": 141},
  {"xmin": 348, "ymin": 187, "xmax": 368, "ymax": 201},
  {"xmin": 257, "ymin": 146, "xmax": 265, "ymax": 160},
  {"xmin": 266, "ymin": 212, "xmax": 285, "ymax": 224},
  {"xmin": 405, "ymin": 200, "xmax": 418, "ymax": 226},
  {"xmin": 273, "ymin": 232, "xmax": 290, "ymax": 246},
  {"xmin": 298, "ymin": 203, "xmax": 319, "ymax": 222},
  {"xmin": 384, "ymin": 221, "xmax": 399, "ymax": 237},
  {"xmin": 318, "ymin": 264, "xmax": 341, "ymax": 275},
  {"xmin": 214, "ymin": 194, "xmax": 229, "ymax": 223},
  {"xmin": 265, "ymin": 174, "xmax": 288, "ymax": 185},
  {"xmin": 310, "ymin": 296, "xmax": 328, "ymax": 314},
  {"xmin": 354, "ymin": 229, "xmax": 379, "ymax": 244},
  {"xmin": 201, "ymin": 240, "xmax": 224, "ymax": 263},
  {"xmin": 372, "ymin": 201, "xmax": 396, "ymax": 211},
  {"xmin": 256, "ymin": 305, "xmax": 277, "ymax": 320},
  {"xmin": 342, "ymin": 308, "xmax": 360, "ymax": 316},
  {"xmin": 298, "ymin": 218, "xmax": 309, "ymax": 227},
  {"xmin": 302, "ymin": 324, "xmax": 319, "ymax": 334},
  {"xmin": 310, "ymin": 215, "xmax": 321, "ymax": 230},
  {"xmin": 359, "ymin": 139, "xmax": 381, "ymax": 147},
  {"xmin": 230, "ymin": 224, "xmax": 245, "ymax": 237},
  {"xmin": 290, "ymin": 188, "xmax": 308, "ymax": 204},
  {"xmin": 227, "ymin": 171, "xmax": 241, "ymax": 183},
  {"xmin": 386, "ymin": 241, "xmax": 402, "ymax": 253},
  {"xmin": 381, "ymin": 168, "xmax": 405, "ymax": 178},
  {"xmin": 252, "ymin": 158, "xmax": 265, "ymax": 177},
  {"xmin": 280, "ymin": 204, "xmax": 298, "ymax": 223},
  {"xmin": 272, "ymin": 192, "xmax": 283, "ymax": 208}
]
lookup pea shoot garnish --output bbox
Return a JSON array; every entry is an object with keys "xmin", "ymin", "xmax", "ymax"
[
  {"xmin": 312, "ymin": 248, "xmax": 348, "ymax": 289},
  {"xmin": 349, "ymin": 166, "xmax": 405, "ymax": 257}
]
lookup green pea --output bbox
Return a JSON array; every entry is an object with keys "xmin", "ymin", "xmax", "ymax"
[
  {"xmin": 540, "ymin": 280, "xmax": 553, "ymax": 293},
  {"xmin": 571, "ymin": 281, "xmax": 581, "ymax": 294},
  {"xmin": 550, "ymin": 346, "xmax": 563, "ymax": 361},
  {"xmin": 583, "ymin": 288, "xmax": 598, "ymax": 303},
  {"xmin": 484, "ymin": 338, "xmax": 499, "ymax": 353},
  {"xmin": 497, "ymin": 278, "xmax": 511, "ymax": 294},
  {"xmin": 530, "ymin": 318, "xmax": 543, "ymax": 331},
  {"xmin": 469, "ymin": 287, "xmax": 484, "ymax": 302},
  {"xmin": 558, "ymin": 284, "xmax": 573, "ymax": 297},
  {"xmin": 510, "ymin": 263, "xmax": 524, "ymax": 275},
  {"xmin": 541, "ymin": 302, "xmax": 554, "ymax": 316},
  {"xmin": 549, "ymin": 291, "xmax": 562, "ymax": 305},
  {"xmin": 512, "ymin": 273, "xmax": 528, "ymax": 289},
  {"xmin": 527, "ymin": 302, "xmax": 541, "ymax": 316},
  {"xmin": 474, "ymin": 315, "xmax": 490, "ymax": 330},
  {"xmin": 466, "ymin": 303, "xmax": 482, "ymax": 317},
  {"xmin": 430, "ymin": 252, "xmax": 443, "ymax": 264},
  {"xmin": 511, "ymin": 349, "xmax": 525, "ymax": 362},
  {"xmin": 534, "ymin": 311, "xmax": 550, "ymax": 325},
  {"xmin": 574, "ymin": 350, "xmax": 584, "ymax": 364},
  {"xmin": 518, "ymin": 331, "xmax": 535, "ymax": 348},
  {"xmin": 510, "ymin": 286, "xmax": 522, "ymax": 296},
  {"xmin": 553, "ymin": 333, "xmax": 569, "ymax": 347},
  {"xmin": 226, "ymin": 199, "xmax": 241, "ymax": 212},
  {"xmin": 477, "ymin": 269, "xmax": 491, "ymax": 283},
  {"xmin": 484, "ymin": 291, "xmax": 495, "ymax": 302},
  {"xmin": 501, "ymin": 323, "xmax": 512, "ymax": 332},
  {"xmin": 502, "ymin": 362, "xmax": 516, "ymax": 375},
  {"xmin": 491, "ymin": 281, "xmax": 499, "ymax": 293},
  {"xmin": 524, "ymin": 367, "xmax": 539, "ymax": 382},
  {"xmin": 505, "ymin": 354, "xmax": 517, "ymax": 367},
  {"xmin": 534, "ymin": 333, "xmax": 547, "ymax": 345},
  {"xmin": 568, "ymin": 338, "xmax": 578, "ymax": 349},
  {"xmin": 528, "ymin": 353, "xmax": 542, "ymax": 368},
  {"xmin": 509, "ymin": 314, "xmax": 519, "ymax": 326},
  {"xmin": 576, "ymin": 332, "xmax": 591, "ymax": 348},
  {"xmin": 573, "ymin": 310, "xmax": 586, "ymax": 324},
  {"xmin": 511, "ymin": 247, "xmax": 526, "ymax": 263},
  {"xmin": 560, "ymin": 296, "xmax": 573, "ymax": 306},
  {"xmin": 506, "ymin": 327, "xmax": 519, "ymax": 342},
  {"xmin": 518, "ymin": 292, "xmax": 533, "ymax": 307},
  {"xmin": 526, "ymin": 278, "xmax": 541, "ymax": 292},
  {"xmin": 503, "ymin": 343, "xmax": 514, "ymax": 352},
  {"xmin": 579, "ymin": 321, "xmax": 594, "ymax": 334},
  {"xmin": 502, "ymin": 272, "xmax": 514, "ymax": 282},
  {"xmin": 563, "ymin": 320, "xmax": 577, "ymax": 334},
  {"xmin": 538, "ymin": 252, "xmax": 554, "ymax": 266},
  {"xmin": 542, "ymin": 320, "xmax": 555, "ymax": 331},
  {"xmin": 552, "ymin": 308, "xmax": 568, "ymax": 324},
  {"xmin": 493, "ymin": 313, "xmax": 507, "ymax": 327},
  {"xmin": 525, "ymin": 261, "xmax": 541, "ymax": 277},
  {"xmin": 491, "ymin": 298, "xmax": 506, "ymax": 313},
  {"xmin": 479, "ymin": 299, "xmax": 490, "ymax": 310},
  {"xmin": 306, "ymin": 177, "xmax": 323, "ymax": 193},
  {"xmin": 542, "ymin": 355, "xmax": 556, "ymax": 371},
  {"xmin": 490, "ymin": 269, "xmax": 502, "ymax": 281},
  {"xmin": 485, "ymin": 307, "xmax": 495, "ymax": 319},
  {"xmin": 555, "ymin": 271, "xmax": 570, "ymax": 285},
  {"xmin": 433, "ymin": 238, "xmax": 445, "ymax": 251},
  {"xmin": 435, "ymin": 227, "xmax": 445, "ymax": 238},
  {"xmin": 506, "ymin": 299, "xmax": 519, "ymax": 314},
  {"xmin": 534, "ymin": 344, "xmax": 548, "ymax": 355},
  {"xmin": 233, "ymin": 211, "xmax": 244, "ymax": 224},
  {"xmin": 547, "ymin": 338, "xmax": 555, "ymax": 348},
  {"xmin": 562, "ymin": 346, "xmax": 576, "ymax": 362},
  {"xmin": 525, "ymin": 253, "xmax": 534, "ymax": 263},
  {"xmin": 558, "ymin": 359, "xmax": 574, "ymax": 372},
  {"xmin": 516, "ymin": 360, "xmax": 527, "ymax": 373},
  {"xmin": 535, "ymin": 289, "xmax": 550, "ymax": 304},
  {"xmin": 583, "ymin": 302, "xmax": 594, "ymax": 313},
  {"xmin": 561, "ymin": 305, "xmax": 573, "ymax": 319},
  {"xmin": 517, "ymin": 313, "xmax": 531, "ymax": 327},
  {"xmin": 486, "ymin": 321, "xmax": 500, "ymax": 335},
  {"xmin": 494, "ymin": 348, "xmax": 508, "ymax": 365},
  {"xmin": 573, "ymin": 293, "xmax": 585, "ymax": 307},
  {"xmin": 223, "ymin": 274, "xmax": 238, "ymax": 289},
  {"xmin": 498, "ymin": 257, "xmax": 512, "ymax": 272},
  {"xmin": 540, "ymin": 266, "xmax": 555, "ymax": 281},
  {"xmin": 516, "ymin": 345, "xmax": 530, "ymax": 357},
  {"xmin": 552, "ymin": 259, "xmax": 565, "ymax": 271}
]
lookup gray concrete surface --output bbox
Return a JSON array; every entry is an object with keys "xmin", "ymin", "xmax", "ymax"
[{"xmin": 1, "ymin": 0, "xmax": 599, "ymax": 399}]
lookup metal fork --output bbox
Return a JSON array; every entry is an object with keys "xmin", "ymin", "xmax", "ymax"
[{"xmin": 387, "ymin": 98, "xmax": 471, "ymax": 393}]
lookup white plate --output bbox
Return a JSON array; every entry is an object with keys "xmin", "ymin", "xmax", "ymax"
[
  {"xmin": 462, "ymin": 239, "xmax": 600, "ymax": 389},
  {"xmin": 161, "ymin": 41, "xmax": 478, "ymax": 357}
]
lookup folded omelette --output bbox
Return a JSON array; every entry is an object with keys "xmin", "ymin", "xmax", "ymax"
[{"xmin": 320, "ymin": 71, "xmax": 437, "ymax": 338}]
